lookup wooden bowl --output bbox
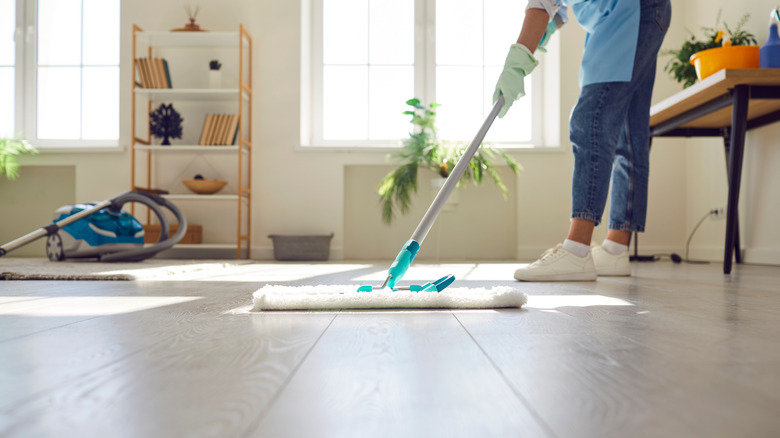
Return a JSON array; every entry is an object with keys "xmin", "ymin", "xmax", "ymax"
[{"xmin": 182, "ymin": 179, "xmax": 227, "ymax": 195}]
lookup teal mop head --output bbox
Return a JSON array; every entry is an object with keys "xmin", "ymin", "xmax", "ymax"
[
  {"xmin": 386, "ymin": 239, "xmax": 419, "ymax": 288},
  {"xmin": 357, "ymin": 274, "xmax": 455, "ymax": 292},
  {"xmin": 357, "ymin": 240, "xmax": 426, "ymax": 292}
]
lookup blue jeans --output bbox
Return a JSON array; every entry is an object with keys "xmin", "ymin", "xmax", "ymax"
[{"xmin": 569, "ymin": 0, "xmax": 671, "ymax": 232}]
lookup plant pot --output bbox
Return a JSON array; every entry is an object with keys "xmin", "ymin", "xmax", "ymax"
[
  {"xmin": 209, "ymin": 70, "xmax": 221, "ymax": 88},
  {"xmin": 431, "ymin": 177, "xmax": 459, "ymax": 212},
  {"xmin": 689, "ymin": 46, "xmax": 759, "ymax": 81}
]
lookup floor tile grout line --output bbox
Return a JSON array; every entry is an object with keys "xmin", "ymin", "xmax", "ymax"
[
  {"xmin": 451, "ymin": 311, "xmax": 559, "ymax": 438},
  {"xmin": 242, "ymin": 311, "xmax": 340, "ymax": 438}
]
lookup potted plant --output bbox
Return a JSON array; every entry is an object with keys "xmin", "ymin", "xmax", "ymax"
[
  {"xmin": 377, "ymin": 98, "xmax": 521, "ymax": 225},
  {"xmin": 0, "ymin": 136, "xmax": 37, "ymax": 180},
  {"xmin": 663, "ymin": 12, "xmax": 758, "ymax": 88},
  {"xmin": 209, "ymin": 60, "xmax": 222, "ymax": 88}
]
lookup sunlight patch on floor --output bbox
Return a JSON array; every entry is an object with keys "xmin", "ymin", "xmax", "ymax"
[
  {"xmin": 525, "ymin": 295, "xmax": 633, "ymax": 309},
  {"xmin": 183, "ymin": 263, "xmax": 375, "ymax": 282},
  {"xmin": 0, "ymin": 296, "xmax": 201, "ymax": 317}
]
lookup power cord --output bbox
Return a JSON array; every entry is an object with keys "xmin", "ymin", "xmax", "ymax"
[
  {"xmin": 630, "ymin": 233, "xmax": 682, "ymax": 263},
  {"xmin": 631, "ymin": 208, "xmax": 723, "ymax": 264},
  {"xmin": 683, "ymin": 209, "xmax": 723, "ymax": 264}
]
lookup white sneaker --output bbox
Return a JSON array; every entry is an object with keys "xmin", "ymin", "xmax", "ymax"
[
  {"xmin": 514, "ymin": 244, "xmax": 597, "ymax": 282},
  {"xmin": 591, "ymin": 244, "xmax": 631, "ymax": 276}
]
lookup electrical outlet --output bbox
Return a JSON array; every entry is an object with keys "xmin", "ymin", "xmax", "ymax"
[{"xmin": 710, "ymin": 207, "xmax": 726, "ymax": 219}]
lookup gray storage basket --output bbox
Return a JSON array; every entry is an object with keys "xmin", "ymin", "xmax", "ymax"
[{"xmin": 268, "ymin": 233, "xmax": 334, "ymax": 261}]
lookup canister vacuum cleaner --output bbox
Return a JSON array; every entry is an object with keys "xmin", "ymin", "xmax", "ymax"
[{"xmin": 0, "ymin": 191, "xmax": 186, "ymax": 262}]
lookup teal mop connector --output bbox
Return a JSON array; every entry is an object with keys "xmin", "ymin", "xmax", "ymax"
[{"xmin": 386, "ymin": 239, "xmax": 420, "ymax": 289}]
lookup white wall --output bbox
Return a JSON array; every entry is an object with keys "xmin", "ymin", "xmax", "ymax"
[
  {"xmin": 0, "ymin": 166, "xmax": 75, "ymax": 257},
  {"xmin": 15, "ymin": 0, "xmax": 776, "ymax": 265}
]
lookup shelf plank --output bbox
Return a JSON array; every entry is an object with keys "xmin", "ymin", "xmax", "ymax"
[
  {"xmin": 136, "ymin": 31, "xmax": 240, "ymax": 48},
  {"xmin": 135, "ymin": 88, "xmax": 239, "ymax": 101},
  {"xmin": 163, "ymin": 194, "xmax": 239, "ymax": 201},
  {"xmin": 134, "ymin": 145, "xmax": 239, "ymax": 152},
  {"xmin": 172, "ymin": 243, "xmax": 238, "ymax": 249}
]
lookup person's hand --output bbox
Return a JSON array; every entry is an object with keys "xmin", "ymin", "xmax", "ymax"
[
  {"xmin": 536, "ymin": 20, "xmax": 557, "ymax": 53},
  {"xmin": 493, "ymin": 43, "xmax": 538, "ymax": 118}
]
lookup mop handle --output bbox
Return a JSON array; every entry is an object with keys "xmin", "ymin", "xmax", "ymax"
[{"xmin": 410, "ymin": 94, "xmax": 505, "ymax": 244}]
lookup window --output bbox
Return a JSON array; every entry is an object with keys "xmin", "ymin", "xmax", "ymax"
[
  {"xmin": 3, "ymin": 0, "xmax": 120, "ymax": 147},
  {"xmin": 0, "ymin": 0, "xmax": 15, "ymax": 138},
  {"xmin": 306, "ymin": 0, "xmax": 547, "ymax": 148}
]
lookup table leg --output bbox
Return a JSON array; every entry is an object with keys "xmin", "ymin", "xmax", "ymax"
[
  {"xmin": 721, "ymin": 128, "xmax": 742, "ymax": 265},
  {"xmin": 724, "ymin": 85, "xmax": 749, "ymax": 274}
]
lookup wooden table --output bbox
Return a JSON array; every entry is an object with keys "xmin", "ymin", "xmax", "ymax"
[{"xmin": 650, "ymin": 69, "xmax": 780, "ymax": 274}]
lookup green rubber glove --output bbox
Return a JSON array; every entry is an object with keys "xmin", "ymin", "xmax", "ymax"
[
  {"xmin": 536, "ymin": 20, "xmax": 558, "ymax": 53},
  {"xmin": 493, "ymin": 43, "xmax": 538, "ymax": 118}
]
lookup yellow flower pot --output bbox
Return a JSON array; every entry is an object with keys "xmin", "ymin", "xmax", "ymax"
[{"xmin": 689, "ymin": 45, "xmax": 760, "ymax": 81}]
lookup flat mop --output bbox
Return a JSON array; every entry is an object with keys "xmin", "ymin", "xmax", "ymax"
[{"xmin": 253, "ymin": 94, "xmax": 526, "ymax": 310}]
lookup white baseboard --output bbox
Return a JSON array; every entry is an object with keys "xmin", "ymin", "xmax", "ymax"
[
  {"xmin": 684, "ymin": 246, "xmax": 728, "ymax": 262},
  {"xmin": 684, "ymin": 247, "xmax": 780, "ymax": 266},
  {"xmin": 516, "ymin": 244, "xmax": 777, "ymax": 266},
  {"xmin": 252, "ymin": 246, "xmax": 344, "ymax": 261},
  {"xmin": 743, "ymin": 248, "xmax": 780, "ymax": 266},
  {"xmin": 183, "ymin": 244, "xmax": 775, "ymax": 265}
]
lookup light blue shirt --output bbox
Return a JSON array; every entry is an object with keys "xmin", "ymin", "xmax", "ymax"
[{"xmin": 558, "ymin": 0, "xmax": 641, "ymax": 87}]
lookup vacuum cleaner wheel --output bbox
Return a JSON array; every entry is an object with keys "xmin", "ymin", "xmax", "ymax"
[{"xmin": 46, "ymin": 233, "xmax": 65, "ymax": 262}]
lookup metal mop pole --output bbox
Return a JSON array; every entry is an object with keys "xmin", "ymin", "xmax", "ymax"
[
  {"xmin": 411, "ymin": 94, "xmax": 504, "ymax": 244},
  {"xmin": 380, "ymin": 94, "xmax": 505, "ymax": 289}
]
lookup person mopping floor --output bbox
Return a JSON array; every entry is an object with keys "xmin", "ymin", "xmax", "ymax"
[{"xmin": 494, "ymin": 0, "xmax": 671, "ymax": 281}]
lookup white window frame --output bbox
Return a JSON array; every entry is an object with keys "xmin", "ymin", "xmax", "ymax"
[
  {"xmin": 2, "ymin": 0, "xmax": 24, "ymax": 138},
  {"xmin": 303, "ymin": 0, "xmax": 556, "ymax": 149},
  {"xmin": 12, "ymin": 0, "xmax": 121, "ymax": 149}
]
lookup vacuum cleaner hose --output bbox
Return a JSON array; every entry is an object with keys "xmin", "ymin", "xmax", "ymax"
[{"xmin": 100, "ymin": 192, "xmax": 188, "ymax": 262}]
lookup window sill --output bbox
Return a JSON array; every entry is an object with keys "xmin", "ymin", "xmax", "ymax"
[
  {"xmin": 30, "ymin": 144, "xmax": 125, "ymax": 154},
  {"xmin": 296, "ymin": 144, "xmax": 567, "ymax": 154}
]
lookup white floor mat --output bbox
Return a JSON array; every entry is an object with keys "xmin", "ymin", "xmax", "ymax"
[{"xmin": 252, "ymin": 285, "xmax": 527, "ymax": 311}]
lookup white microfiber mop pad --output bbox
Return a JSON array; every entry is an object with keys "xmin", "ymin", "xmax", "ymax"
[{"xmin": 252, "ymin": 285, "xmax": 527, "ymax": 311}]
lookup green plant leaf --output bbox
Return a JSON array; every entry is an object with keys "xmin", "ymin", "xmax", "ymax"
[
  {"xmin": 662, "ymin": 11, "xmax": 757, "ymax": 88},
  {"xmin": 0, "ymin": 136, "xmax": 37, "ymax": 180},
  {"xmin": 378, "ymin": 98, "xmax": 523, "ymax": 224}
]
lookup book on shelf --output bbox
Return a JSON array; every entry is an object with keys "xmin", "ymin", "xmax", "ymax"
[
  {"xmin": 134, "ymin": 58, "xmax": 148, "ymax": 88},
  {"xmin": 215, "ymin": 114, "xmax": 229, "ymax": 145},
  {"xmin": 226, "ymin": 114, "xmax": 240, "ymax": 145},
  {"xmin": 199, "ymin": 114, "xmax": 239, "ymax": 146},
  {"xmin": 199, "ymin": 114, "xmax": 214, "ymax": 145},
  {"xmin": 162, "ymin": 59, "xmax": 172, "ymax": 89},
  {"xmin": 134, "ymin": 57, "xmax": 172, "ymax": 88},
  {"xmin": 152, "ymin": 58, "xmax": 164, "ymax": 88},
  {"xmin": 206, "ymin": 114, "xmax": 221, "ymax": 145}
]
